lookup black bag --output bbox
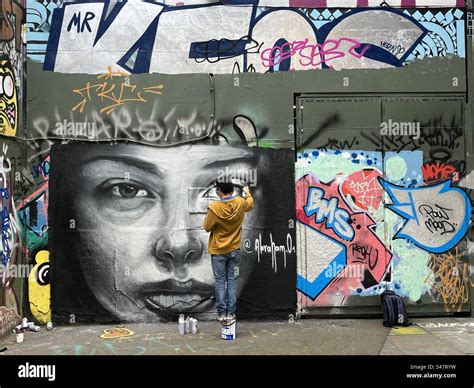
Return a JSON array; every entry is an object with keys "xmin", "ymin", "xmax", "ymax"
[{"xmin": 381, "ymin": 290, "xmax": 411, "ymax": 327}]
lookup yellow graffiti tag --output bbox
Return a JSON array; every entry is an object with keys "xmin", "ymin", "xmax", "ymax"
[{"xmin": 72, "ymin": 66, "xmax": 163, "ymax": 115}]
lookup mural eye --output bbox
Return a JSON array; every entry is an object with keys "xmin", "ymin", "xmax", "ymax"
[
  {"xmin": 3, "ymin": 74, "xmax": 13, "ymax": 98},
  {"xmin": 202, "ymin": 185, "xmax": 219, "ymax": 199},
  {"xmin": 111, "ymin": 183, "xmax": 150, "ymax": 198}
]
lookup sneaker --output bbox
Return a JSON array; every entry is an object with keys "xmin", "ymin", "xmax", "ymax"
[
  {"xmin": 217, "ymin": 315, "xmax": 226, "ymax": 322},
  {"xmin": 226, "ymin": 313, "xmax": 236, "ymax": 320}
]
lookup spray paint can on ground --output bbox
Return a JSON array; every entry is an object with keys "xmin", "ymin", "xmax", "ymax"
[
  {"xmin": 190, "ymin": 318, "xmax": 198, "ymax": 334},
  {"xmin": 178, "ymin": 314, "xmax": 185, "ymax": 335},
  {"xmin": 28, "ymin": 323, "xmax": 41, "ymax": 332},
  {"xmin": 184, "ymin": 317, "xmax": 190, "ymax": 334},
  {"xmin": 221, "ymin": 318, "xmax": 236, "ymax": 340}
]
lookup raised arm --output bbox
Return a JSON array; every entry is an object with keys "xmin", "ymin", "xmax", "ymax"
[{"xmin": 242, "ymin": 186, "xmax": 254, "ymax": 212}]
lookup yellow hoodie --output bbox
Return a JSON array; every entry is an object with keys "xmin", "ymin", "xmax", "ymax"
[{"xmin": 203, "ymin": 190, "xmax": 254, "ymax": 254}]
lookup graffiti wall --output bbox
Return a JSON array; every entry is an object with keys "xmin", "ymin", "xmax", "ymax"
[
  {"xmin": 23, "ymin": 0, "xmax": 471, "ymax": 322},
  {"xmin": 1, "ymin": 0, "xmax": 24, "ymax": 137},
  {"xmin": 0, "ymin": 138, "xmax": 25, "ymax": 335},
  {"xmin": 0, "ymin": 0, "xmax": 25, "ymax": 335},
  {"xmin": 296, "ymin": 150, "xmax": 471, "ymax": 311},
  {"xmin": 27, "ymin": 1, "xmax": 464, "ymax": 75},
  {"xmin": 49, "ymin": 143, "xmax": 296, "ymax": 322}
]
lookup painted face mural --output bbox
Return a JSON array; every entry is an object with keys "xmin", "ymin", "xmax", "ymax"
[
  {"xmin": 50, "ymin": 141, "xmax": 296, "ymax": 322},
  {"xmin": 0, "ymin": 57, "xmax": 17, "ymax": 136}
]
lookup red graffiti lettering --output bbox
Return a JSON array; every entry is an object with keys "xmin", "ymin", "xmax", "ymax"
[{"xmin": 422, "ymin": 162, "xmax": 459, "ymax": 184}]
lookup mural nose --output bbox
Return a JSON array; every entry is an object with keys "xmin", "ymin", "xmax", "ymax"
[{"xmin": 153, "ymin": 232, "xmax": 204, "ymax": 273}]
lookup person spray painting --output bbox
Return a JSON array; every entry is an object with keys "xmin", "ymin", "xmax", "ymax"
[{"xmin": 203, "ymin": 180, "xmax": 254, "ymax": 321}]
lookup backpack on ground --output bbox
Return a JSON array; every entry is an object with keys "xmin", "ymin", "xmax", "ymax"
[{"xmin": 380, "ymin": 290, "xmax": 411, "ymax": 327}]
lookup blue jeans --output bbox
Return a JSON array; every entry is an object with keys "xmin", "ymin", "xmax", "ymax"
[{"xmin": 211, "ymin": 249, "xmax": 241, "ymax": 316}]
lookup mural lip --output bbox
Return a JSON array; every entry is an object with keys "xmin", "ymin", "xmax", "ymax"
[
  {"xmin": 140, "ymin": 279, "xmax": 215, "ymax": 312},
  {"xmin": 144, "ymin": 293, "xmax": 214, "ymax": 313},
  {"xmin": 140, "ymin": 278, "xmax": 215, "ymax": 295}
]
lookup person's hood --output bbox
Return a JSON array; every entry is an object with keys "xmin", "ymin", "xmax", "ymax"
[{"xmin": 209, "ymin": 197, "xmax": 242, "ymax": 220}]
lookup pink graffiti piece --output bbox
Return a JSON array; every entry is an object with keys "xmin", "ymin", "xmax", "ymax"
[
  {"xmin": 341, "ymin": 168, "xmax": 383, "ymax": 211},
  {"xmin": 260, "ymin": 37, "xmax": 370, "ymax": 69},
  {"xmin": 296, "ymin": 173, "xmax": 392, "ymax": 302}
]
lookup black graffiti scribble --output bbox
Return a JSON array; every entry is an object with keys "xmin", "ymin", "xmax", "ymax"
[
  {"xmin": 299, "ymin": 113, "xmax": 342, "ymax": 149},
  {"xmin": 192, "ymin": 35, "xmax": 263, "ymax": 64},
  {"xmin": 361, "ymin": 114, "xmax": 463, "ymax": 154},
  {"xmin": 350, "ymin": 243, "xmax": 379, "ymax": 270},
  {"xmin": 418, "ymin": 204, "xmax": 456, "ymax": 235},
  {"xmin": 319, "ymin": 136, "xmax": 359, "ymax": 151}
]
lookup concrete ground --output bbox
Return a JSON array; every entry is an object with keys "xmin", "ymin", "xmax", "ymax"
[{"xmin": 0, "ymin": 317, "xmax": 472, "ymax": 355}]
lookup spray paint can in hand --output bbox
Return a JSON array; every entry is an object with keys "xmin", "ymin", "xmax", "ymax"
[{"xmin": 178, "ymin": 314, "xmax": 185, "ymax": 335}]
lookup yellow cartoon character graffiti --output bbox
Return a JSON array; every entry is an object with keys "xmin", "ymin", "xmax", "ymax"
[
  {"xmin": 28, "ymin": 250, "xmax": 51, "ymax": 323},
  {"xmin": 0, "ymin": 56, "xmax": 18, "ymax": 136}
]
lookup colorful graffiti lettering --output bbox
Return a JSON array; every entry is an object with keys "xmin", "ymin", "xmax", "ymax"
[
  {"xmin": 42, "ymin": 4, "xmax": 434, "ymax": 74},
  {"xmin": 304, "ymin": 187, "xmax": 354, "ymax": 241},
  {"xmin": 0, "ymin": 151, "xmax": 20, "ymax": 268},
  {"xmin": 17, "ymin": 183, "xmax": 48, "ymax": 255},
  {"xmin": 382, "ymin": 179, "xmax": 471, "ymax": 253},
  {"xmin": 422, "ymin": 161, "xmax": 460, "ymax": 184},
  {"xmin": 0, "ymin": 145, "xmax": 21, "ymax": 328},
  {"xmin": 0, "ymin": 56, "xmax": 17, "ymax": 136},
  {"xmin": 296, "ymin": 172, "xmax": 392, "ymax": 301}
]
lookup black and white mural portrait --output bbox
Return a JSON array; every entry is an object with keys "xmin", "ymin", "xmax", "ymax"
[{"xmin": 49, "ymin": 139, "xmax": 296, "ymax": 323}]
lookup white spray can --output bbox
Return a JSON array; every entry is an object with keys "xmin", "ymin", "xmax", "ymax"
[
  {"xmin": 190, "ymin": 318, "xmax": 198, "ymax": 334},
  {"xmin": 28, "ymin": 323, "xmax": 41, "ymax": 332},
  {"xmin": 184, "ymin": 317, "xmax": 190, "ymax": 334},
  {"xmin": 178, "ymin": 314, "xmax": 185, "ymax": 335}
]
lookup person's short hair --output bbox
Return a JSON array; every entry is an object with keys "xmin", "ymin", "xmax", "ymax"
[{"xmin": 216, "ymin": 180, "xmax": 234, "ymax": 195}]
